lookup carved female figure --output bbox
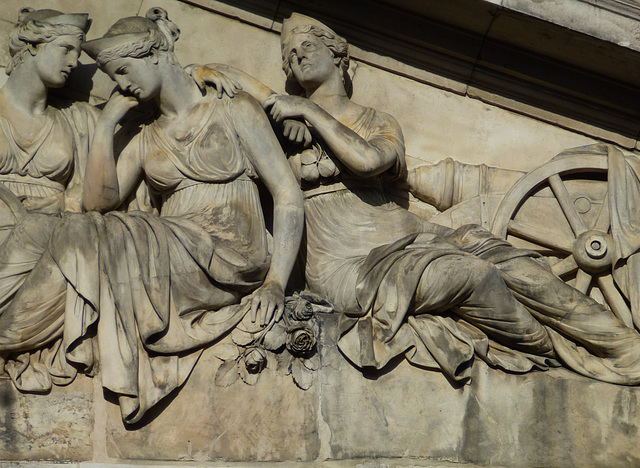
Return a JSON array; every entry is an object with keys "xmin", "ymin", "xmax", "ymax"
[
  {"xmin": 0, "ymin": 8, "xmax": 96, "ymax": 391},
  {"xmin": 197, "ymin": 13, "xmax": 640, "ymax": 385},
  {"xmin": 0, "ymin": 8, "xmax": 303, "ymax": 424},
  {"xmin": 67, "ymin": 8, "xmax": 301, "ymax": 423},
  {"xmin": 0, "ymin": 8, "xmax": 93, "ymax": 213}
]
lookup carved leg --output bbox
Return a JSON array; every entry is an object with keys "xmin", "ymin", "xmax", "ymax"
[
  {"xmin": 0, "ymin": 248, "xmax": 67, "ymax": 352},
  {"xmin": 415, "ymin": 254, "xmax": 555, "ymax": 357},
  {"xmin": 497, "ymin": 256, "xmax": 640, "ymax": 359}
]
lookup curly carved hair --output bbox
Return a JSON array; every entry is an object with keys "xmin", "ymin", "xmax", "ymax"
[{"xmin": 6, "ymin": 15, "xmax": 85, "ymax": 76}]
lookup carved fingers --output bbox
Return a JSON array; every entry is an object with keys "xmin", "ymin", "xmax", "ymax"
[
  {"xmin": 185, "ymin": 64, "xmax": 242, "ymax": 99},
  {"xmin": 249, "ymin": 282, "xmax": 285, "ymax": 327},
  {"xmin": 282, "ymin": 119, "xmax": 312, "ymax": 146},
  {"xmin": 264, "ymin": 94, "xmax": 310, "ymax": 122},
  {"xmin": 102, "ymin": 89, "xmax": 139, "ymax": 123}
]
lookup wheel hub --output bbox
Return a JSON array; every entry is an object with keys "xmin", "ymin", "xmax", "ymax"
[{"xmin": 572, "ymin": 230, "xmax": 614, "ymax": 273}]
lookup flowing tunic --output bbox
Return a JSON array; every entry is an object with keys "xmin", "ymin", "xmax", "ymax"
[
  {"xmin": 0, "ymin": 101, "xmax": 96, "ymax": 386},
  {"xmin": 295, "ymin": 106, "xmax": 640, "ymax": 385},
  {"xmin": 1, "ymin": 95, "xmax": 270, "ymax": 423}
]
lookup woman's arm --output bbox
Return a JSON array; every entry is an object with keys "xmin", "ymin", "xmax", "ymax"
[
  {"xmin": 189, "ymin": 63, "xmax": 275, "ymax": 103},
  {"xmin": 83, "ymin": 91, "xmax": 143, "ymax": 212},
  {"xmin": 232, "ymin": 93, "xmax": 304, "ymax": 326},
  {"xmin": 188, "ymin": 64, "xmax": 312, "ymax": 146},
  {"xmin": 265, "ymin": 95, "xmax": 401, "ymax": 178}
]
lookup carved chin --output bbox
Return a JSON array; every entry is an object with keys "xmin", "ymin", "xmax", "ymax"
[{"xmin": 46, "ymin": 75, "xmax": 68, "ymax": 88}]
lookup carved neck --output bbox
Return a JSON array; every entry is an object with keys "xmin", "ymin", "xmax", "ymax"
[
  {"xmin": 1, "ymin": 65, "xmax": 49, "ymax": 117},
  {"xmin": 155, "ymin": 63, "xmax": 202, "ymax": 119},
  {"xmin": 306, "ymin": 76, "xmax": 350, "ymax": 116},
  {"xmin": 305, "ymin": 70, "xmax": 348, "ymax": 108}
]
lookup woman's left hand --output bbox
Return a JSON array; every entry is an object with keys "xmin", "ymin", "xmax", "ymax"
[
  {"xmin": 264, "ymin": 94, "xmax": 314, "ymax": 122},
  {"xmin": 249, "ymin": 281, "xmax": 285, "ymax": 326}
]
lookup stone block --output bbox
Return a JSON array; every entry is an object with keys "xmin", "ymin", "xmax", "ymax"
[
  {"xmin": 105, "ymin": 341, "xmax": 320, "ymax": 462},
  {"xmin": 0, "ymin": 376, "xmax": 94, "ymax": 461},
  {"xmin": 317, "ymin": 314, "xmax": 640, "ymax": 467},
  {"xmin": 350, "ymin": 63, "xmax": 595, "ymax": 170}
]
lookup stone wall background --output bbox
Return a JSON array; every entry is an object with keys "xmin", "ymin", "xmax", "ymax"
[
  {"xmin": 1, "ymin": 1, "xmax": 640, "ymax": 466},
  {"xmin": 0, "ymin": 0, "xmax": 603, "ymax": 172}
]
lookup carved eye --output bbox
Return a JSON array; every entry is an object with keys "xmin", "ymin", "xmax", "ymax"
[{"xmin": 116, "ymin": 66, "xmax": 128, "ymax": 75}]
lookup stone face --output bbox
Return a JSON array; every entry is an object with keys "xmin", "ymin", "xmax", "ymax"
[{"xmin": 0, "ymin": 376, "xmax": 93, "ymax": 461}]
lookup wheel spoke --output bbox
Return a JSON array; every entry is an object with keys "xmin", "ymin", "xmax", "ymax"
[
  {"xmin": 597, "ymin": 274, "xmax": 634, "ymax": 328},
  {"xmin": 507, "ymin": 220, "xmax": 574, "ymax": 254},
  {"xmin": 551, "ymin": 255, "xmax": 579, "ymax": 277},
  {"xmin": 548, "ymin": 174, "xmax": 588, "ymax": 236},
  {"xmin": 593, "ymin": 192, "xmax": 610, "ymax": 232},
  {"xmin": 574, "ymin": 269, "xmax": 592, "ymax": 294}
]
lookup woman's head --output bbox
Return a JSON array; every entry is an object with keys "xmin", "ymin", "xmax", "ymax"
[
  {"xmin": 7, "ymin": 8, "xmax": 90, "ymax": 86},
  {"xmin": 83, "ymin": 7, "xmax": 180, "ymax": 100},
  {"xmin": 281, "ymin": 14, "xmax": 349, "ymax": 91}
]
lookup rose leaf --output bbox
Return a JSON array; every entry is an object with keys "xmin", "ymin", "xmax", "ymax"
[
  {"xmin": 291, "ymin": 358, "xmax": 313, "ymax": 390},
  {"xmin": 302, "ymin": 353, "xmax": 320, "ymax": 371},
  {"xmin": 231, "ymin": 328, "xmax": 255, "ymax": 347},
  {"xmin": 275, "ymin": 351, "xmax": 293, "ymax": 375},
  {"xmin": 263, "ymin": 324, "xmax": 287, "ymax": 351},
  {"xmin": 214, "ymin": 359, "xmax": 239, "ymax": 387},
  {"xmin": 212, "ymin": 343, "xmax": 240, "ymax": 361}
]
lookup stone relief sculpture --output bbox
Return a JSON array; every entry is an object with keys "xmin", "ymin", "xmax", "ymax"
[
  {"xmin": 191, "ymin": 13, "xmax": 640, "ymax": 386},
  {"xmin": 0, "ymin": 8, "xmax": 96, "ymax": 389},
  {"xmin": 4, "ymin": 4, "xmax": 640, "ymax": 429},
  {"xmin": 0, "ymin": 7, "xmax": 305, "ymax": 424}
]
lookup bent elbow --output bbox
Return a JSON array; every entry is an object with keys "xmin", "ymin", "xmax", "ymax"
[
  {"xmin": 351, "ymin": 152, "xmax": 396, "ymax": 178},
  {"xmin": 353, "ymin": 163, "xmax": 388, "ymax": 178}
]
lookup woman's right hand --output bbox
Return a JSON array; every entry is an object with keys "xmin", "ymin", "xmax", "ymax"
[
  {"xmin": 282, "ymin": 119, "xmax": 312, "ymax": 147},
  {"xmin": 101, "ymin": 89, "xmax": 139, "ymax": 124},
  {"xmin": 185, "ymin": 64, "xmax": 242, "ymax": 99}
]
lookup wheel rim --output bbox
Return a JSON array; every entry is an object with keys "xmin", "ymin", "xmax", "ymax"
[{"xmin": 490, "ymin": 144, "xmax": 634, "ymax": 328}]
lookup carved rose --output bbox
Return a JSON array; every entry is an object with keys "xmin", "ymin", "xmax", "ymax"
[
  {"xmin": 244, "ymin": 348, "xmax": 267, "ymax": 374},
  {"xmin": 286, "ymin": 326, "xmax": 316, "ymax": 357},
  {"xmin": 288, "ymin": 298, "xmax": 314, "ymax": 321}
]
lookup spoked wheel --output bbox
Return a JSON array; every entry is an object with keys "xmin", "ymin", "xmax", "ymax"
[{"xmin": 491, "ymin": 144, "xmax": 634, "ymax": 328}]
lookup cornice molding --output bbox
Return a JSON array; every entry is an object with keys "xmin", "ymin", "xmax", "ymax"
[{"xmin": 180, "ymin": 0, "xmax": 640, "ymax": 148}]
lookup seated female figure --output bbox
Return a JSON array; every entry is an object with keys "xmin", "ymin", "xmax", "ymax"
[
  {"xmin": 0, "ymin": 8, "xmax": 96, "ymax": 391},
  {"xmin": 2, "ymin": 8, "xmax": 303, "ymax": 424},
  {"xmin": 193, "ymin": 13, "xmax": 640, "ymax": 385}
]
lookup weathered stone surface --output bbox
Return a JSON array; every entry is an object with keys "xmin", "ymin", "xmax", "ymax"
[
  {"xmin": 0, "ymin": 20, "xmax": 12, "ymax": 69},
  {"xmin": 349, "ymin": 63, "xmax": 595, "ymax": 170},
  {"xmin": 140, "ymin": 0, "xmax": 287, "ymax": 94},
  {"xmin": 497, "ymin": 0, "xmax": 640, "ymax": 53},
  {"xmin": 317, "ymin": 314, "xmax": 640, "ymax": 468},
  {"xmin": 105, "ymin": 341, "xmax": 320, "ymax": 462},
  {"xmin": 0, "ymin": 376, "xmax": 94, "ymax": 461}
]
